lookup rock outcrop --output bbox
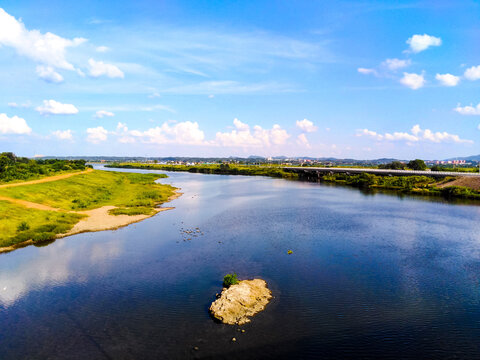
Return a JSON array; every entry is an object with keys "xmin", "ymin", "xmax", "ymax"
[{"xmin": 209, "ymin": 279, "xmax": 272, "ymax": 325}]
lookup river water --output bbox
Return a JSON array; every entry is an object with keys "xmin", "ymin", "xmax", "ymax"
[{"xmin": 1, "ymin": 166, "xmax": 480, "ymax": 359}]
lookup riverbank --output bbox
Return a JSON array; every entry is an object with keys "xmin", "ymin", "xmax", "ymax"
[
  {"xmin": 106, "ymin": 163, "xmax": 299, "ymax": 180},
  {"xmin": 0, "ymin": 170, "xmax": 179, "ymax": 252},
  {"xmin": 106, "ymin": 163, "xmax": 480, "ymax": 201},
  {"xmin": 317, "ymin": 172, "xmax": 480, "ymax": 200}
]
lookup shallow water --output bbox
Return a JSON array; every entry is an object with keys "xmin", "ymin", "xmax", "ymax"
[{"xmin": 1, "ymin": 166, "xmax": 480, "ymax": 359}]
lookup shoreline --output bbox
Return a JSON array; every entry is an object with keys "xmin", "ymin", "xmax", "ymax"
[{"xmin": 0, "ymin": 190, "xmax": 182, "ymax": 254}]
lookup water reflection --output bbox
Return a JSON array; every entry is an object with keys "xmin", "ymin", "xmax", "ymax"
[{"xmin": 0, "ymin": 237, "xmax": 124, "ymax": 307}]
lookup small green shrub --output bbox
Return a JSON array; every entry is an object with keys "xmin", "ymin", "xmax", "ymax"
[
  {"xmin": 17, "ymin": 221, "xmax": 30, "ymax": 231},
  {"xmin": 223, "ymin": 273, "xmax": 239, "ymax": 287}
]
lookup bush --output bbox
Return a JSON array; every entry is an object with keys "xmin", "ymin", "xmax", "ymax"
[
  {"xmin": 17, "ymin": 221, "xmax": 30, "ymax": 231},
  {"xmin": 223, "ymin": 273, "xmax": 239, "ymax": 287}
]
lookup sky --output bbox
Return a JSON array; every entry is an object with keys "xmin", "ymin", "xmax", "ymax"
[{"xmin": 0, "ymin": 0, "xmax": 479, "ymax": 159}]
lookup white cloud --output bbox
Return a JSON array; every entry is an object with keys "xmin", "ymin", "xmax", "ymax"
[
  {"xmin": 0, "ymin": 113, "xmax": 31, "ymax": 134},
  {"xmin": 116, "ymin": 122, "xmax": 128, "ymax": 132},
  {"xmin": 357, "ymin": 67, "xmax": 377, "ymax": 75},
  {"xmin": 296, "ymin": 119, "xmax": 318, "ymax": 133},
  {"xmin": 7, "ymin": 101, "xmax": 30, "ymax": 108},
  {"xmin": 464, "ymin": 65, "xmax": 480, "ymax": 81},
  {"xmin": 96, "ymin": 46, "xmax": 109, "ymax": 53},
  {"xmin": 382, "ymin": 58, "xmax": 411, "ymax": 70},
  {"xmin": 36, "ymin": 100, "xmax": 78, "ymax": 115},
  {"xmin": 129, "ymin": 121, "xmax": 205, "ymax": 145},
  {"xmin": 454, "ymin": 103, "xmax": 480, "ymax": 115},
  {"xmin": 52, "ymin": 129, "xmax": 73, "ymax": 140},
  {"xmin": 94, "ymin": 110, "xmax": 115, "ymax": 118},
  {"xmin": 400, "ymin": 72, "xmax": 425, "ymax": 90},
  {"xmin": 36, "ymin": 66, "xmax": 64, "ymax": 83},
  {"xmin": 215, "ymin": 119, "xmax": 290, "ymax": 147},
  {"xmin": 0, "ymin": 8, "xmax": 86, "ymax": 70},
  {"xmin": 148, "ymin": 92, "xmax": 161, "ymax": 98},
  {"xmin": 357, "ymin": 129, "xmax": 383, "ymax": 139},
  {"xmin": 87, "ymin": 58, "xmax": 124, "ymax": 78},
  {"xmin": 296, "ymin": 133, "xmax": 311, "ymax": 148},
  {"xmin": 357, "ymin": 124, "xmax": 472, "ymax": 144},
  {"xmin": 86, "ymin": 126, "xmax": 108, "ymax": 143},
  {"xmin": 435, "ymin": 73, "xmax": 460, "ymax": 87},
  {"xmin": 406, "ymin": 34, "xmax": 441, "ymax": 53}
]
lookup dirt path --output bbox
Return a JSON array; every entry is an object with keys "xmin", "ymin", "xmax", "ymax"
[
  {"xmin": 0, "ymin": 168, "xmax": 93, "ymax": 189},
  {"xmin": 436, "ymin": 177, "xmax": 480, "ymax": 191},
  {"xmin": 0, "ymin": 196, "xmax": 59, "ymax": 211}
]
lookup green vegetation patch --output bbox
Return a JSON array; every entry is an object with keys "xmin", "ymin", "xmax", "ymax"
[
  {"xmin": 0, "ymin": 152, "xmax": 88, "ymax": 184},
  {"xmin": 108, "ymin": 207, "xmax": 156, "ymax": 216},
  {"xmin": 0, "ymin": 170, "xmax": 175, "ymax": 211},
  {"xmin": 0, "ymin": 201, "xmax": 84, "ymax": 247},
  {"xmin": 320, "ymin": 172, "xmax": 480, "ymax": 200},
  {"xmin": 223, "ymin": 273, "xmax": 239, "ymax": 287}
]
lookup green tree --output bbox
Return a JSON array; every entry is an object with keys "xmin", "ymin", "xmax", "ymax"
[{"xmin": 408, "ymin": 159, "xmax": 427, "ymax": 171}]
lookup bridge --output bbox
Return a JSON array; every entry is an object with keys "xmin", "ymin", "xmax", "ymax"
[{"xmin": 284, "ymin": 167, "xmax": 480, "ymax": 178}]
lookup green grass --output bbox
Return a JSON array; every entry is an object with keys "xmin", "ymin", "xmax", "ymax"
[
  {"xmin": 0, "ymin": 170, "xmax": 175, "ymax": 211},
  {"xmin": 0, "ymin": 201, "xmax": 85, "ymax": 247},
  {"xmin": 0, "ymin": 170, "xmax": 176, "ymax": 248}
]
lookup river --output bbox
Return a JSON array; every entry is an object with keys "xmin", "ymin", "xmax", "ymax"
[{"xmin": 1, "ymin": 165, "xmax": 480, "ymax": 359}]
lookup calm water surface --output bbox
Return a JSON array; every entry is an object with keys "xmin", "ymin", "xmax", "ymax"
[{"xmin": 1, "ymin": 166, "xmax": 480, "ymax": 359}]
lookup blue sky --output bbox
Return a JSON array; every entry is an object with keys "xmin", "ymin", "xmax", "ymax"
[{"xmin": 0, "ymin": 0, "xmax": 479, "ymax": 159}]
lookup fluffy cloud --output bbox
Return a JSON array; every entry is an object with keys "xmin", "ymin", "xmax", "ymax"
[
  {"xmin": 400, "ymin": 72, "xmax": 425, "ymax": 90},
  {"xmin": 406, "ymin": 34, "xmax": 441, "ymax": 53},
  {"xmin": 94, "ymin": 110, "xmax": 115, "ymax": 118},
  {"xmin": 86, "ymin": 126, "xmax": 108, "ymax": 143},
  {"xmin": 0, "ymin": 113, "xmax": 31, "ymax": 134},
  {"xmin": 36, "ymin": 66, "xmax": 64, "ymax": 83},
  {"xmin": 357, "ymin": 68, "xmax": 377, "ymax": 75},
  {"xmin": 129, "ymin": 121, "xmax": 205, "ymax": 145},
  {"xmin": 88, "ymin": 58, "xmax": 124, "ymax": 78},
  {"xmin": 435, "ymin": 73, "xmax": 460, "ymax": 87},
  {"xmin": 36, "ymin": 100, "xmax": 78, "ymax": 115},
  {"xmin": 357, "ymin": 124, "xmax": 472, "ymax": 144},
  {"xmin": 52, "ymin": 129, "xmax": 73, "ymax": 140},
  {"xmin": 296, "ymin": 119, "xmax": 318, "ymax": 133},
  {"xmin": 464, "ymin": 65, "xmax": 480, "ymax": 81},
  {"xmin": 215, "ymin": 119, "xmax": 290, "ymax": 147},
  {"xmin": 454, "ymin": 103, "xmax": 480, "ymax": 115},
  {"xmin": 382, "ymin": 58, "xmax": 411, "ymax": 71},
  {"xmin": 0, "ymin": 8, "xmax": 86, "ymax": 70},
  {"xmin": 96, "ymin": 46, "xmax": 109, "ymax": 53}
]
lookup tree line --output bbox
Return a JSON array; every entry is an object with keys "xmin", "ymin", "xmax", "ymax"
[{"xmin": 0, "ymin": 152, "xmax": 88, "ymax": 182}]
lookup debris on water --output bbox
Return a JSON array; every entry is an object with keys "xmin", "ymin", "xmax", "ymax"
[
  {"xmin": 287, "ymin": 250, "xmax": 293, "ymax": 255},
  {"xmin": 179, "ymin": 226, "xmax": 205, "ymax": 242}
]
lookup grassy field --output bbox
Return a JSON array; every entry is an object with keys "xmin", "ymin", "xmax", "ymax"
[
  {"xmin": 0, "ymin": 170, "xmax": 175, "ymax": 211},
  {"xmin": 0, "ymin": 201, "xmax": 85, "ymax": 247},
  {"xmin": 0, "ymin": 170, "xmax": 176, "ymax": 248}
]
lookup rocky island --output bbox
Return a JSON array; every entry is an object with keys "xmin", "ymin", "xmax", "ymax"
[{"xmin": 210, "ymin": 279, "xmax": 272, "ymax": 325}]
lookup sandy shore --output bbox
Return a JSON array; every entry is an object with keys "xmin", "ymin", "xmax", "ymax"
[{"xmin": 0, "ymin": 190, "xmax": 182, "ymax": 254}]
